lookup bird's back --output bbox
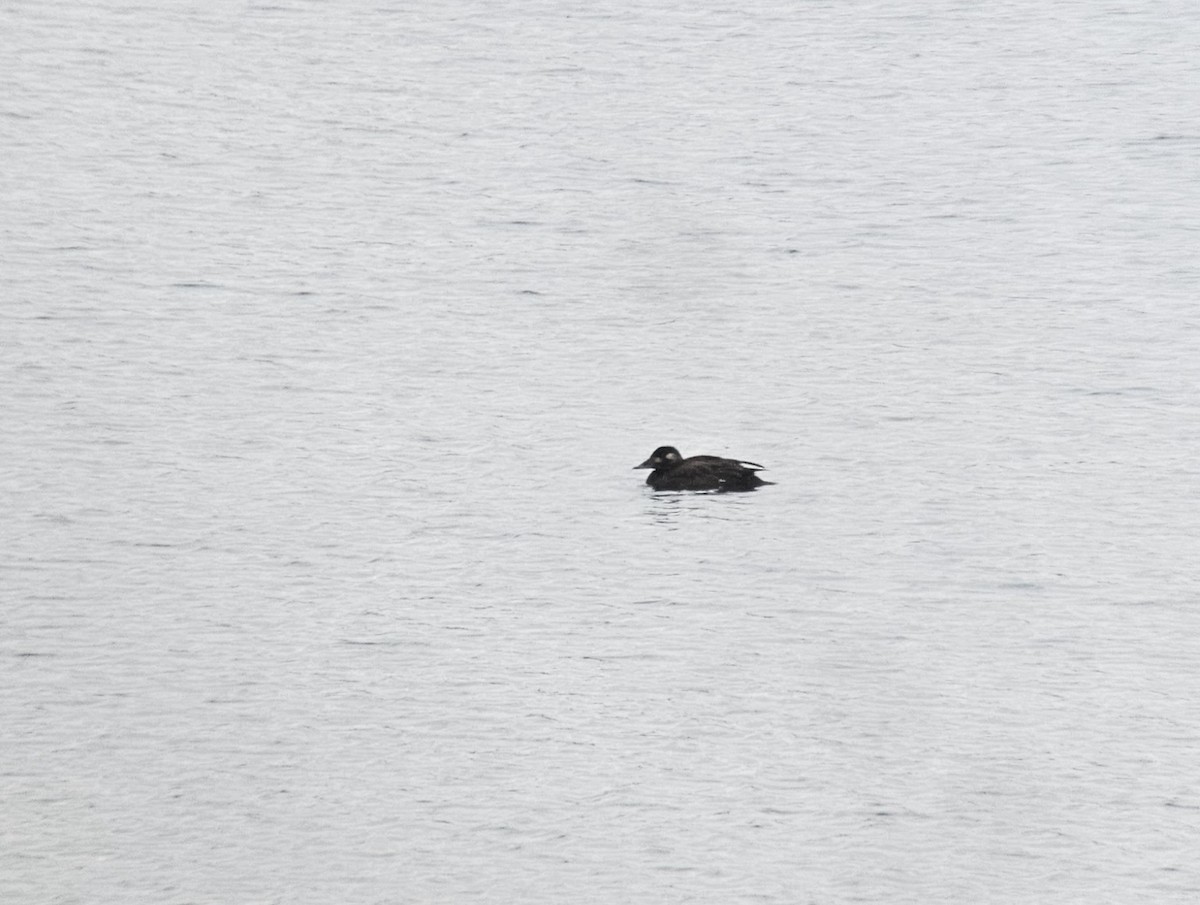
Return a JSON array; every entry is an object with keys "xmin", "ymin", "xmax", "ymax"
[{"xmin": 648, "ymin": 455, "xmax": 772, "ymax": 492}]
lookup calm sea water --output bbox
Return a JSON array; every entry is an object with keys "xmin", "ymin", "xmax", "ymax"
[{"xmin": 5, "ymin": 1, "xmax": 1200, "ymax": 902}]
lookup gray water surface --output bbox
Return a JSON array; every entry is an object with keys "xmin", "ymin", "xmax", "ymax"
[{"xmin": 5, "ymin": 1, "xmax": 1200, "ymax": 903}]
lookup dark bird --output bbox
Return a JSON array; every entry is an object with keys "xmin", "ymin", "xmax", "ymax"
[{"xmin": 633, "ymin": 446, "xmax": 774, "ymax": 492}]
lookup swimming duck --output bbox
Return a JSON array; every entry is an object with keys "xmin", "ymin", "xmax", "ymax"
[{"xmin": 633, "ymin": 446, "xmax": 774, "ymax": 492}]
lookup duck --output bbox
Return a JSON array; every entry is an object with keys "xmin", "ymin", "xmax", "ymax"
[{"xmin": 633, "ymin": 446, "xmax": 774, "ymax": 492}]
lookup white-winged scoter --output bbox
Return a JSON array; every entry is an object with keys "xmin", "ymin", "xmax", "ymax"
[{"xmin": 633, "ymin": 446, "xmax": 773, "ymax": 492}]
